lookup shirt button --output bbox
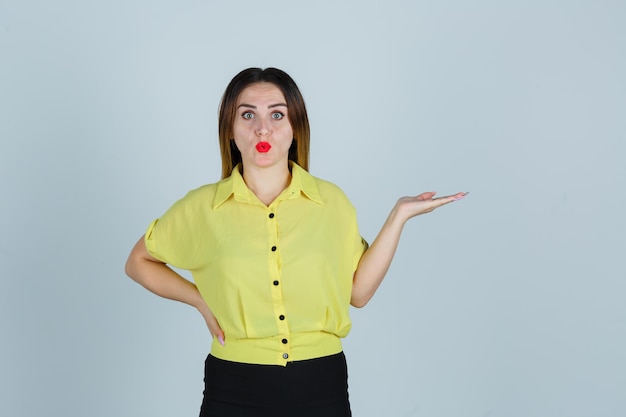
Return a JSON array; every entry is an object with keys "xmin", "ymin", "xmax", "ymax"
[
  {"xmin": 282, "ymin": 339, "xmax": 288, "ymax": 344},
  {"xmin": 269, "ymin": 213, "xmax": 275, "ymax": 219},
  {"xmin": 283, "ymin": 353, "xmax": 289, "ymax": 359},
  {"xmin": 273, "ymin": 280, "xmax": 279, "ymax": 286},
  {"xmin": 279, "ymin": 315, "xmax": 285, "ymax": 320},
  {"xmin": 271, "ymin": 246, "xmax": 277, "ymax": 252}
]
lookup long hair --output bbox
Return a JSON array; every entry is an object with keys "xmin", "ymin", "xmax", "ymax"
[{"xmin": 218, "ymin": 68, "xmax": 310, "ymax": 179}]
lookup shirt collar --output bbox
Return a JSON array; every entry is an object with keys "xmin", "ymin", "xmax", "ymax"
[{"xmin": 213, "ymin": 162, "xmax": 323, "ymax": 209}]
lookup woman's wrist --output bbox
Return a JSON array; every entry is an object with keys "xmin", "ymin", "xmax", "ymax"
[{"xmin": 389, "ymin": 200, "xmax": 411, "ymax": 227}]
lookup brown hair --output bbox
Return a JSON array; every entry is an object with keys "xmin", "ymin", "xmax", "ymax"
[{"xmin": 218, "ymin": 68, "xmax": 310, "ymax": 179}]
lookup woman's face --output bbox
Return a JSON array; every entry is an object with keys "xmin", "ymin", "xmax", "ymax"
[{"xmin": 232, "ymin": 82, "xmax": 294, "ymax": 171}]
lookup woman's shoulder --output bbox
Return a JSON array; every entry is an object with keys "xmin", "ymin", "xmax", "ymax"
[
  {"xmin": 308, "ymin": 174, "xmax": 355, "ymax": 209},
  {"xmin": 176, "ymin": 181, "xmax": 215, "ymax": 198},
  {"xmin": 170, "ymin": 180, "xmax": 222, "ymax": 209},
  {"xmin": 185, "ymin": 181, "xmax": 220, "ymax": 197},
  {"xmin": 311, "ymin": 175, "xmax": 343, "ymax": 194}
]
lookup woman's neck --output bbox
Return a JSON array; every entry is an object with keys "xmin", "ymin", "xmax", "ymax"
[{"xmin": 241, "ymin": 163, "xmax": 291, "ymax": 206}]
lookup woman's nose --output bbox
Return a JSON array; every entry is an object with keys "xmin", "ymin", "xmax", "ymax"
[{"xmin": 255, "ymin": 120, "xmax": 270, "ymax": 136}]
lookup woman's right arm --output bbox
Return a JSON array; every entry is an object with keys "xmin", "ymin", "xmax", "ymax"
[{"xmin": 125, "ymin": 236, "xmax": 224, "ymax": 344}]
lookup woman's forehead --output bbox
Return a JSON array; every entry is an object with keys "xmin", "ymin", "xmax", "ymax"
[{"xmin": 237, "ymin": 82, "xmax": 286, "ymax": 105}]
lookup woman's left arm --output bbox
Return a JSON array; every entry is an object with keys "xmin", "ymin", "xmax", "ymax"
[{"xmin": 350, "ymin": 191, "xmax": 467, "ymax": 308}]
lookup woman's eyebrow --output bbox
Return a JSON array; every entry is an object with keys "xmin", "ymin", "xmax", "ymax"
[{"xmin": 237, "ymin": 103, "xmax": 288, "ymax": 109}]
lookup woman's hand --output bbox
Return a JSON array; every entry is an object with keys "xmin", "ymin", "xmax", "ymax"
[
  {"xmin": 197, "ymin": 302, "xmax": 225, "ymax": 346},
  {"xmin": 125, "ymin": 236, "xmax": 226, "ymax": 345},
  {"xmin": 351, "ymin": 190, "xmax": 468, "ymax": 307},
  {"xmin": 395, "ymin": 191, "xmax": 468, "ymax": 222}
]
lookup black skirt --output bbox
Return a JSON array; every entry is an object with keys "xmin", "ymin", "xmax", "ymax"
[{"xmin": 199, "ymin": 352, "xmax": 352, "ymax": 417}]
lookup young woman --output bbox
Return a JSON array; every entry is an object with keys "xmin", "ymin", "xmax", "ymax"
[{"xmin": 125, "ymin": 67, "xmax": 467, "ymax": 416}]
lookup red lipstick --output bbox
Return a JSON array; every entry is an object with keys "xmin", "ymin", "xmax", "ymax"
[{"xmin": 256, "ymin": 142, "xmax": 271, "ymax": 153}]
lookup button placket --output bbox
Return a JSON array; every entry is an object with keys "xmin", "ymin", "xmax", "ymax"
[{"xmin": 267, "ymin": 205, "xmax": 290, "ymax": 363}]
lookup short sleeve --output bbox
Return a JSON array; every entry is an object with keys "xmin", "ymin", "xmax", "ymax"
[
  {"xmin": 144, "ymin": 218, "xmax": 165, "ymax": 261},
  {"xmin": 143, "ymin": 188, "xmax": 210, "ymax": 271},
  {"xmin": 319, "ymin": 179, "xmax": 368, "ymax": 274},
  {"xmin": 353, "ymin": 235, "xmax": 369, "ymax": 272}
]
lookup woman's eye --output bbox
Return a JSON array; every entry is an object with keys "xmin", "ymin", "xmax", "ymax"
[
  {"xmin": 271, "ymin": 112, "xmax": 284, "ymax": 120},
  {"xmin": 242, "ymin": 112, "xmax": 254, "ymax": 120}
]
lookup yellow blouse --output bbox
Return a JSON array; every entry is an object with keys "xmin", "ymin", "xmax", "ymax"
[{"xmin": 145, "ymin": 162, "xmax": 368, "ymax": 366}]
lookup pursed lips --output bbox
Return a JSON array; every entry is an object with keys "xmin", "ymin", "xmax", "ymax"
[{"xmin": 256, "ymin": 142, "xmax": 271, "ymax": 153}]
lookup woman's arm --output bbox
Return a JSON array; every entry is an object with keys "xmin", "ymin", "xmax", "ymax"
[
  {"xmin": 350, "ymin": 192, "xmax": 467, "ymax": 308},
  {"xmin": 125, "ymin": 236, "xmax": 224, "ymax": 344}
]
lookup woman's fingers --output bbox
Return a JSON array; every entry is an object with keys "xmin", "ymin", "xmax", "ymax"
[
  {"xmin": 416, "ymin": 191, "xmax": 437, "ymax": 201},
  {"xmin": 202, "ymin": 309, "xmax": 225, "ymax": 345},
  {"xmin": 398, "ymin": 191, "xmax": 468, "ymax": 219}
]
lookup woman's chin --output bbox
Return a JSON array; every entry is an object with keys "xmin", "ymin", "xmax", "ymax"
[{"xmin": 248, "ymin": 154, "xmax": 288, "ymax": 169}]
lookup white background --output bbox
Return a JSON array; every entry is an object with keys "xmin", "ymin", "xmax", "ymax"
[{"xmin": 1, "ymin": 1, "xmax": 625, "ymax": 416}]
